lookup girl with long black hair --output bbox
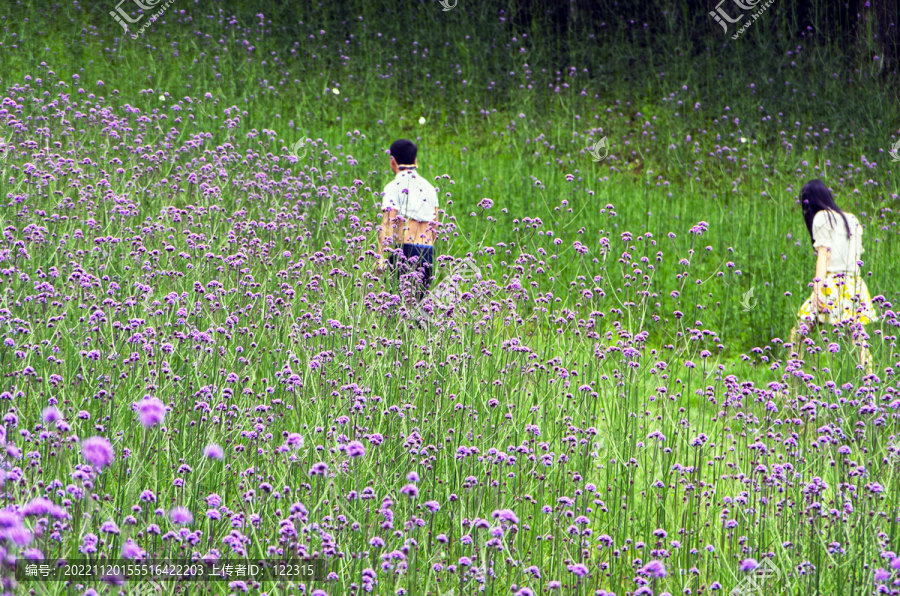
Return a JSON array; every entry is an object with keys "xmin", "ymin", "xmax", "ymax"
[{"xmin": 790, "ymin": 179, "xmax": 877, "ymax": 371}]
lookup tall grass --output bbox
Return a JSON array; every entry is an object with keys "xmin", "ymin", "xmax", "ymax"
[{"xmin": 0, "ymin": 1, "xmax": 898, "ymax": 595}]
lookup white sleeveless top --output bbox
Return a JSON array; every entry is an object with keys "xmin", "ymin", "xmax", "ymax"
[{"xmin": 812, "ymin": 210, "xmax": 863, "ymax": 274}]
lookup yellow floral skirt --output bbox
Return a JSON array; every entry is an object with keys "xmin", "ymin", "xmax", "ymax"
[{"xmin": 796, "ymin": 272, "xmax": 878, "ymax": 326}]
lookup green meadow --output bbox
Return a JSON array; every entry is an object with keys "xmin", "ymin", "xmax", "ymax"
[{"xmin": 0, "ymin": 1, "xmax": 898, "ymax": 595}]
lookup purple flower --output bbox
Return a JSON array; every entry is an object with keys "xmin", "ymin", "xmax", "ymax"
[
  {"xmin": 79, "ymin": 533, "xmax": 99, "ymax": 554},
  {"xmin": 568, "ymin": 563, "xmax": 589, "ymax": 577},
  {"xmin": 21, "ymin": 497, "xmax": 66, "ymax": 519},
  {"xmin": 203, "ymin": 551, "xmax": 220, "ymax": 564},
  {"xmin": 122, "ymin": 539, "xmax": 146, "ymax": 559},
  {"xmin": 286, "ymin": 433, "xmax": 305, "ymax": 450},
  {"xmin": 423, "ymin": 501, "xmax": 441, "ymax": 513},
  {"xmin": 100, "ymin": 520, "xmax": 120, "ymax": 535},
  {"xmin": 640, "ymin": 560, "xmax": 667, "ymax": 578},
  {"xmin": 135, "ymin": 396, "xmax": 166, "ymax": 428},
  {"xmin": 874, "ymin": 568, "xmax": 891, "ymax": 583},
  {"xmin": 3, "ymin": 525, "xmax": 32, "ymax": 546},
  {"xmin": 492, "ymin": 508, "xmax": 519, "ymax": 524},
  {"xmin": 739, "ymin": 558, "xmax": 759, "ymax": 572},
  {"xmin": 202, "ymin": 444, "xmax": 224, "ymax": 460},
  {"xmin": 0, "ymin": 510, "xmax": 21, "ymax": 529},
  {"xmin": 82, "ymin": 436, "xmax": 115, "ymax": 470},
  {"xmin": 400, "ymin": 484, "xmax": 418, "ymax": 498},
  {"xmin": 347, "ymin": 441, "xmax": 366, "ymax": 458},
  {"xmin": 169, "ymin": 506, "xmax": 193, "ymax": 525},
  {"xmin": 42, "ymin": 407, "xmax": 62, "ymax": 424}
]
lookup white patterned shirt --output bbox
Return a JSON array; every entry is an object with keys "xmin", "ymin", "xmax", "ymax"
[{"xmin": 381, "ymin": 169, "xmax": 438, "ymax": 222}]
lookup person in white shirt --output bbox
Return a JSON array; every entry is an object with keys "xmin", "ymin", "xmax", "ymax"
[
  {"xmin": 375, "ymin": 139, "xmax": 440, "ymax": 310},
  {"xmin": 790, "ymin": 179, "xmax": 877, "ymax": 372}
]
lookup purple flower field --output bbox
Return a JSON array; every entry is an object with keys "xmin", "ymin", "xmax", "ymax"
[{"xmin": 0, "ymin": 1, "xmax": 899, "ymax": 595}]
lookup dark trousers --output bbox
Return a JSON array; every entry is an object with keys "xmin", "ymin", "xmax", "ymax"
[{"xmin": 388, "ymin": 244, "xmax": 434, "ymax": 304}]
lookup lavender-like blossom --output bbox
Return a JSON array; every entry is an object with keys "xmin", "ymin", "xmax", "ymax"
[
  {"xmin": 135, "ymin": 396, "xmax": 167, "ymax": 428},
  {"xmin": 347, "ymin": 441, "xmax": 366, "ymax": 458},
  {"xmin": 203, "ymin": 444, "xmax": 225, "ymax": 460},
  {"xmin": 640, "ymin": 560, "xmax": 667, "ymax": 578},
  {"xmin": 81, "ymin": 436, "xmax": 115, "ymax": 470},
  {"xmin": 169, "ymin": 507, "xmax": 193, "ymax": 525},
  {"xmin": 42, "ymin": 407, "xmax": 62, "ymax": 424}
]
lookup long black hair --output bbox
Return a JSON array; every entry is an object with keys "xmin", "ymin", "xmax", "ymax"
[{"xmin": 800, "ymin": 179, "xmax": 851, "ymax": 247}]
